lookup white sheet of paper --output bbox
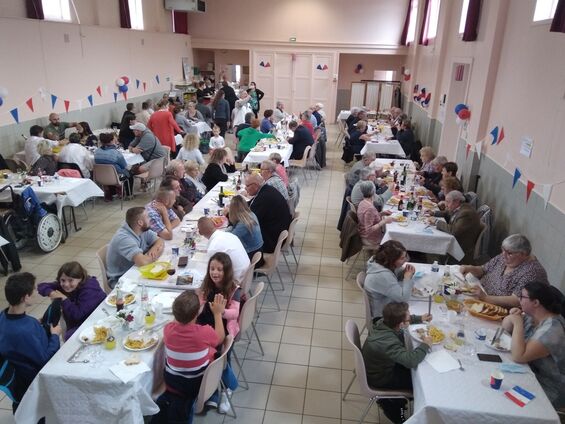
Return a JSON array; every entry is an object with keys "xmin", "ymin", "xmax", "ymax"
[
  {"xmin": 109, "ymin": 360, "xmax": 151, "ymax": 384},
  {"xmin": 520, "ymin": 136, "xmax": 533, "ymax": 158},
  {"xmin": 424, "ymin": 349, "xmax": 460, "ymax": 373}
]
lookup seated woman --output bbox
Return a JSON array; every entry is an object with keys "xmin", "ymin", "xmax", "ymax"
[
  {"xmin": 58, "ymin": 133, "xmax": 94, "ymax": 178},
  {"xmin": 38, "ymin": 262, "xmax": 106, "ymax": 340},
  {"xmin": 226, "ymin": 195, "xmax": 263, "ymax": 259},
  {"xmin": 357, "ymin": 181, "xmax": 393, "ymax": 247},
  {"xmin": 418, "ymin": 146, "xmax": 435, "ymax": 173},
  {"xmin": 176, "ymin": 133, "xmax": 205, "ymax": 165},
  {"xmin": 29, "ymin": 140, "xmax": 57, "ymax": 176},
  {"xmin": 501, "ymin": 281, "xmax": 565, "ymax": 409},
  {"xmin": 184, "ymin": 160, "xmax": 206, "ymax": 203},
  {"xmin": 174, "ymin": 106, "xmax": 194, "ymax": 134},
  {"xmin": 460, "ymin": 234, "xmax": 549, "ymax": 308},
  {"xmin": 76, "ymin": 121, "xmax": 98, "ymax": 146},
  {"xmin": 185, "ymin": 101, "xmax": 204, "ymax": 123},
  {"xmin": 364, "ymin": 240, "xmax": 415, "ymax": 320},
  {"xmin": 94, "ymin": 132, "xmax": 133, "ymax": 201},
  {"xmin": 202, "ymin": 148, "xmax": 230, "ymax": 192},
  {"xmin": 349, "ymin": 120, "xmax": 374, "ymax": 156},
  {"xmin": 237, "ymin": 118, "xmax": 275, "ymax": 162},
  {"xmin": 362, "ymin": 301, "xmax": 432, "ymax": 424},
  {"xmin": 260, "ymin": 109, "xmax": 275, "ymax": 134},
  {"xmin": 269, "ymin": 152, "xmax": 288, "ymax": 187}
]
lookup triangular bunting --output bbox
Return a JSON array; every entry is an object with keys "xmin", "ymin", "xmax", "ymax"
[
  {"xmin": 466, "ymin": 143, "xmax": 472, "ymax": 159},
  {"xmin": 490, "ymin": 126, "xmax": 499, "ymax": 145},
  {"xmin": 316, "ymin": 64, "xmax": 322, "ymax": 70},
  {"xmin": 322, "ymin": 64, "xmax": 328, "ymax": 70},
  {"xmin": 512, "ymin": 168, "xmax": 521, "ymax": 189},
  {"xmin": 51, "ymin": 94, "xmax": 57, "ymax": 109},
  {"xmin": 155, "ymin": 75, "xmax": 160, "ymax": 84},
  {"xmin": 113, "ymin": 92, "xmax": 118, "ymax": 102},
  {"xmin": 77, "ymin": 99, "xmax": 83, "ymax": 111},
  {"xmin": 96, "ymin": 85, "xmax": 102, "ymax": 96},
  {"xmin": 10, "ymin": 108, "xmax": 19, "ymax": 124},
  {"xmin": 143, "ymin": 82, "xmax": 147, "ymax": 92},
  {"xmin": 259, "ymin": 61, "xmax": 265, "ymax": 67},
  {"xmin": 64, "ymin": 100, "xmax": 70, "ymax": 112},
  {"xmin": 136, "ymin": 79, "xmax": 140, "ymax": 89},
  {"xmin": 476, "ymin": 139, "xmax": 483, "ymax": 157},
  {"xmin": 264, "ymin": 62, "xmax": 271, "ymax": 67},
  {"xmin": 526, "ymin": 180, "xmax": 535, "ymax": 203},
  {"xmin": 497, "ymin": 127, "xmax": 505, "ymax": 145},
  {"xmin": 541, "ymin": 184, "xmax": 552, "ymax": 209},
  {"xmin": 38, "ymin": 88, "xmax": 47, "ymax": 100},
  {"xmin": 26, "ymin": 98, "xmax": 34, "ymax": 112},
  {"xmin": 87, "ymin": 95, "xmax": 93, "ymax": 106}
]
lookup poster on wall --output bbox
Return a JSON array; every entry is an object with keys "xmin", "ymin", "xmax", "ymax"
[
  {"xmin": 182, "ymin": 58, "xmax": 191, "ymax": 81},
  {"xmin": 520, "ymin": 136, "xmax": 534, "ymax": 158}
]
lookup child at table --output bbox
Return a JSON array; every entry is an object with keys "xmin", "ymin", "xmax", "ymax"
[
  {"xmin": 0, "ymin": 272, "xmax": 61, "ymax": 413},
  {"xmin": 152, "ymin": 290, "xmax": 226, "ymax": 424},
  {"xmin": 38, "ymin": 262, "xmax": 106, "ymax": 341},
  {"xmin": 209, "ymin": 125, "xmax": 225, "ymax": 149}
]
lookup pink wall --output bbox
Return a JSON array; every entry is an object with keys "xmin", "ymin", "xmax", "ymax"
[{"xmin": 338, "ymin": 54, "xmax": 405, "ymax": 90}]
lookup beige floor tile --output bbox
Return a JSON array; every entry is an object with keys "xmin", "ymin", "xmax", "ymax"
[
  {"xmin": 254, "ymin": 323, "xmax": 283, "ymax": 343},
  {"xmin": 318, "ymin": 276, "xmax": 343, "ymax": 289},
  {"xmin": 313, "ymin": 314, "xmax": 342, "ymax": 331},
  {"xmin": 263, "ymin": 410, "xmax": 302, "ymax": 424},
  {"xmin": 284, "ymin": 311, "xmax": 314, "ymax": 328},
  {"xmin": 288, "ymin": 298, "xmax": 316, "ymax": 313},
  {"xmin": 271, "ymin": 363, "xmax": 308, "ymax": 388},
  {"xmin": 304, "ymin": 389, "xmax": 342, "ymax": 418},
  {"xmin": 257, "ymin": 310, "xmax": 288, "ymax": 326},
  {"xmin": 281, "ymin": 326, "xmax": 312, "ymax": 345},
  {"xmin": 240, "ymin": 359, "xmax": 275, "ymax": 384},
  {"xmin": 223, "ymin": 407, "xmax": 264, "ymax": 423},
  {"xmin": 302, "ymin": 416, "xmax": 341, "ymax": 424},
  {"xmin": 294, "ymin": 274, "xmax": 319, "ymax": 287},
  {"xmin": 316, "ymin": 287, "xmax": 343, "ymax": 301},
  {"xmin": 291, "ymin": 285, "xmax": 318, "ymax": 299},
  {"xmin": 244, "ymin": 341, "xmax": 280, "ymax": 362},
  {"xmin": 341, "ymin": 349, "xmax": 355, "ymax": 370},
  {"xmin": 297, "ymin": 263, "xmax": 321, "ymax": 275},
  {"xmin": 299, "ymin": 255, "xmax": 322, "ymax": 265},
  {"xmin": 231, "ymin": 382, "xmax": 270, "ymax": 409},
  {"xmin": 311, "ymin": 329, "xmax": 343, "ymax": 349},
  {"xmin": 276, "ymin": 343, "xmax": 310, "ymax": 366},
  {"xmin": 266, "ymin": 385, "xmax": 305, "ymax": 414},
  {"xmin": 0, "ymin": 410, "xmax": 15, "ymax": 424},
  {"xmin": 342, "ymin": 303, "xmax": 365, "ymax": 318},
  {"xmin": 319, "ymin": 265, "xmax": 343, "ymax": 278},
  {"xmin": 342, "ymin": 290, "xmax": 363, "ymax": 304},
  {"xmin": 307, "ymin": 366, "xmax": 342, "ymax": 392},
  {"xmin": 315, "ymin": 300, "xmax": 342, "ymax": 315},
  {"xmin": 309, "ymin": 346, "xmax": 342, "ymax": 369}
]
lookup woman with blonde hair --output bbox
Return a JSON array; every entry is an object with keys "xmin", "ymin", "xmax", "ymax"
[
  {"xmin": 184, "ymin": 159, "xmax": 205, "ymax": 202},
  {"xmin": 29, "ymin": 139, "xmax": 57, "ymax": 176},
  {"xmin": 176, "ymin": 133, "xmax": 204, "ymax": 165},
  {"xmin": 226, "ymin": 195, "xmax": 263, "ymax": 258},
  {"xmin": 418, "ymin": 146, "xmax": 435, "ymax": 173}
]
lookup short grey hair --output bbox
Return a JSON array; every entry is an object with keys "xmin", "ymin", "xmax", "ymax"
[
  {"xmin": 165, "ymin": 159, "xmax": 183, "ymax": 175},
  {"xmin": 446, "ymin": 190, "xmax": 465, "ymax": 203},
  {"xmin": 432, "ymin": 156, "xmax": 448, "ymax": 167},
  {"xmin": 359, "ymin": 167, "xmax": 374, "ymax": 180},
  {"xmin": 260, "ymin": 160, "xmax": 277, "ymax": 173},
  {"xmin": 362, "ymin": 152, "xmax": 376, "ymax": 161},
  {"xmin": 359, "ymin": 181, "xmax": 376, "ymax": 198},
  {"xmin": 502, "ymin": 234, "xmax": 532, "ymax": 255}
]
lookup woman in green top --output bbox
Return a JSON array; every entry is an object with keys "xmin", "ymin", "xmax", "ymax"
[
  {"xmin": 246, "ymin": 82, "xmax": 264, "ymax": 118},
  {"xmin": 236, "ymin": 118, "xmax": 275, "ymax": 162},
  {"xmin": 362, "ymin": 302, "xmax": 432, "ymax": 423}
]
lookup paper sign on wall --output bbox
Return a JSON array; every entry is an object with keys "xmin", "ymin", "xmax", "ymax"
[{"xmin": 520, "ymin": 136, "xmax": 534, "ymax": 158}]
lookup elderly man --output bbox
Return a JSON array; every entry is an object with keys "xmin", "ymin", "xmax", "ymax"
[
  {"xmin": 345, "ymin": 107, "xmax": 360, "ymax": 132},
  {"xmin": 128, "ymin": 122, "xmax": 166, "ymax": 171},
  {"xmin": 43, "ymin": 113, "xmax": 77, "ymax": 141},
  {"xmin": 421, "ymin": 155, "xmax": 447, "ymax": 194},
  {"xmin": 396, "ymin": 120, "xmax": 416, "ymax": 159},
  {"xmin": 312, "ymin": 103, "xmax": 324, "ymax": 127},
  {"xmin": 106, "ymin": 207, "xmax": 164, "ymax": 288},
  {"xmin": 136, "ymin": 102, "xmax": 152, "ymax": 125},
  {"xmin": 260, "ymin": 160, "xmax": 289, "ymax": 201},
  {"xmin": 160, "ymin": 176, "xmax": 192, "ymax": 219},
  {"xmin": 346, "ymin": 152, "xmax": 377, "ymax": 187},
  {"xmin": 288, "ymin": 120, "xmax": 314, "ymax": 160},
  {"xmin": 25, "ymin": 125, "xmax": 58, "ymax": 166},
  {"xmin": 351, "ymin": 167, "xmax": 394, "ymax": 210},
  {"xmin": 245, "ymin": 173, "xmax": 292, "ymax": 254},
  {"xmin": 145, "ymin": 189, "xmax": 181, "ymax": 240},
  {"xmin": 431, "ymin": 191, "xmax": 481, "ymax": 264},
  {"xmin": 165, "ymin": 159, "xmax": 194, "ymax": 207},
  {"xmin": 197, "ymin": 216, "xmax": 250, "ymax": 282},
  {"xmin": 273, "ymin": 101, "xmax": 287, "ymax": 123},
  {"xmin": 348, "ymin": 110, "xmax": 368, "ymax": 133}
]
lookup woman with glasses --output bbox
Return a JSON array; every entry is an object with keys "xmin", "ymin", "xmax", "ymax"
[
  {"xmin": 501, "ymin": 281, "xmax": 565, "ymax": 409},
  {"xmin": 460, "ymin": 234, "xmax": 548, "ymax": 308},
  {"xmin": 364, "ymin": 240, "xmax": 416, "ymax": 321}
]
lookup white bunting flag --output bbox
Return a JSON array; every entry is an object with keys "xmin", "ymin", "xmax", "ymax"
[{"xmin": 541, "ymin": 184, "xmax": 552, "ymax": 209}]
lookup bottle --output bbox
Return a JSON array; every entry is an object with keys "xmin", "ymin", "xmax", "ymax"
[
  {"xmin": 431, "ymin": 260, "xmax": 440, "ymax": 273},
  {"xmin": 140, "ymin": 283, "xmax": 148, "ymax": 306},
  {"xmin": 401, "ymin": 165, "xmax": 407, "ymax": 186},
  {"xmin": 115, "ymin": 284, "xmax": 124, "ymax": 312},
  {"xmin": 245, "ymin": 163, "xmax": 249, "ymax": 173},
  {"xmin": 397, "ymin": 195, "xmax": 404, "ymax": 211},
  {"xmin": 393, "ymin": 170, "xmax": 398, "ymax": 183},
  {"xmin": 406, "ymin": 195, "xmax": 415, "ymax": 211},
  {"xmin": 236, "ymin": 173, "xmax": 241, "ymax": 191},
  {"xmin": 218, "ymin": 186, "xmax": 225, "ymax": 207}
]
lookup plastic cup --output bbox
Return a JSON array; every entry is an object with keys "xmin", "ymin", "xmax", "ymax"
[
  {"xmin": 490, "ymin": 371, "xmax": 504, "ymax": 390},
  {"xmin": 474, "ymin": 328, "xmax": 487, "ymax": 341}
]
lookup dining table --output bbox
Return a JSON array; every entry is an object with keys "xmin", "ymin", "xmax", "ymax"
[
  {"xmin": 403, "ymin": 263, "xmax": 560, "ymax": 424},
  {"xmin": 15, "ymin": 178, "xmax": 240, "ymax": 424}
]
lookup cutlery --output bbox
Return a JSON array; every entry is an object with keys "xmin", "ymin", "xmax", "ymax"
[
  {"xmin": 491, "ymin": 328, "xmax": 502, "ymax": 345},
  {"xmin": 493, "ymin": 328, "xmax": 504, "ymax": 345},
  {"xmin": 67, "ymin": 344, "xmax": 89, "ymax": 363},
  {"xmin": 457, "ymin": 359, "xmax": 465, "ymax": 371},
  {"xmin": 101, "ymin": 308, "xmax": 110, "ymax": 316}
]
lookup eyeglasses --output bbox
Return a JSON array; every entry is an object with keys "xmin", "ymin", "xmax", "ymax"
[
  {"xmin": 518, "ymin": 294, "xmax": 530, "ymax": 300},
  {"xmin": 501, "ymin": 249, "xmax": 518, "ymax": 256}
]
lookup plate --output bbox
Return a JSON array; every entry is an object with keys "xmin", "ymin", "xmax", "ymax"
[
  {"xmin": 485, "ymin": 329, "xmax": 511, "ymax": 352},
  {"xmin": 211, "ymin": 216, "xmax": 228, "ymax": 229},
  {"xmin": 412, "ymin": 286, "xmax": 435, "ymax": 298},
  {"xmin": 151, "ymin": 291, "xmax": 181, "ymax": 311},
  {"xmin": 123, "ymin": 330, "xmax": 159, "ymax": 351},
  {"xmin": 105, "ymin": 292, "xmax": 135, "ymax": 307},
  {"xmin": 79, "ymin": 325, "xmax": 110, "ymax": 344},
  {"xmin": 409, "ymin": 324, "xmax": 445, "ymax": 345}
]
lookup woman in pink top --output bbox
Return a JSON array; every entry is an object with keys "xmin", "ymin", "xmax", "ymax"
[
  {"xmin": 269, "ymin": 152, "xmax": 289, "ymax": 187},
  {"xmin": 357, "ymin": 181, "xmax": 393, "ymax": 246},
  {"xmin": 147, "ymin": 100, "xmax": 183, "ymax": 153}
]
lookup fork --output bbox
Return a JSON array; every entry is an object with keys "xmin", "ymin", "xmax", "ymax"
[{"xmin": 457, "ymin": 359, "xmax": 465, "ymax": 371}]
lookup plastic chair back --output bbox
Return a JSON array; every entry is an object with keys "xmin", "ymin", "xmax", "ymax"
[
  {"xmin": 93, "ymin": 164, "xmax": 121, "ymax": 187},
  {"xmin": 57, "ymin": 162, "xmax": 84, "ymax": 178},
  {"xmin": 344, "ymin": 320, "xmax": 372, "ymax": 397},
  {"xmin": 96, "ymin": 244, "xmax": 112, "ymax": 294},
  {"xmin": 147, "ymin": 157, "xmax": 165, "ymax": 179},
  {"xmin": 256, "ymin": 230, "xmax": 288, "ymax": 277},
  {"xmin": 473, "ymin": 222, "xmax": 487, "ymax": 262},
  {"xmin": 241, "ymin": 251, "xmax": 262, "ymax": 296},
  {"xmin": 355, "ymin": 272, "xmax": 372, "ymax": 332},
  {"xmin": 236, "ymin": 282, "xmax": 264, "ymax": 343},
  {"xmin": 283, "ymin": 217, "xmax": 299, "ymax": 251},
  {"xmin": 57, "ymin": 169, "xmax": 82, "ymax": 178}
]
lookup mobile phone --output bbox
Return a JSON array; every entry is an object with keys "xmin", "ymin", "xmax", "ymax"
[
  {"xmin": 177, "ymin": 256, "xmax": 188, "ymax": 267},
  {"xmin": 477, "ymin": 353, "xmax": 503, "ymax": 363}
]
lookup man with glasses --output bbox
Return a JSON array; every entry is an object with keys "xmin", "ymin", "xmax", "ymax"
[{"xmin": 260, "ymin": 160, "xmax": 288, "ymax": 201}]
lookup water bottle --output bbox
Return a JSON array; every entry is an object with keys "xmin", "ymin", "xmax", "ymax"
[{"xmin": 431, "ymin": 261, "xmax": 439, "ymax": 273}]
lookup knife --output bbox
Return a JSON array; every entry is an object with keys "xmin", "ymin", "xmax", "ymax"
[{"xmin": 491, "ymin": 328, "xmax": 501, "ymax": 345}]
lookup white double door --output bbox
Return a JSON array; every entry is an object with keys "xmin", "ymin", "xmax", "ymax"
[{"xmin": 252, "ymin": 50, "xmax": 337, "ymax": 119}]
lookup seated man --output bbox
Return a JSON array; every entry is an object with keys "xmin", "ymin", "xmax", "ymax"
[
  {"xmin": 260, "ymin": 160, "xmax": 288, "ymax": 201},
  {"xmin": 197, "ymin": 217, "xmax": 250, "ymax": 282},
  {"xmin": 43, "ymin": 113, "xmax": 77, "ymax": 141},
  {"xmin": 0, "ymin": 272, "xmax": 61, "ymax": 413},
  {"xmin": 24, "ymin": 125, "xmax": 58, "ymax": 166},
  {"xmin": 106, "ymin": 207, "xmax": 164, "ymax": 287},
  {"xmin": 160, "ymin": 176, "xmax": 192, "ymax": 219},
  {"xmin": 430, "ymin": 191, "xmax": 481, "ymax": 264},
  {"xmin": 345, "ymin": 152, "xmax": 376, "ymax": 187},
  {"xmin": 245, "ymin": 174, "xmax": 292, "ymax": 254},
  {"xmin": 287, "ymin": 120, "xmax": 314, "ymax": 160},
  {"xmin": 128, "ymin": 123, "xmax": 166, "ymax": 172},
  {"xmin": 349, "ymin": 120, "xmax": 374, "ymax": 156},
  {"xmin": 362, "ymin": 302, "xmax": 432, "ymax": 424},
  {"xmin": 395, "ymin": 119, "xmax": 415, "ymax": 159},
  {"xmin": 351, "ymin": 167, "xmax": 394, "ymax": 211},
  {"xmin": 420, "ymin": 156, "xmax": 448, "ymax": 196},
  {"xmin": 146, "ymin": 189, "xmax": 181, "ymax": 240},
  {"xmin": 460, "ymin": 234, "xmax": 549, "ymax": 308}
]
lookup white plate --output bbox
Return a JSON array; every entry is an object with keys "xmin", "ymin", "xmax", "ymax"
[
  {"xmin": 412, "ymin": 286, "xmax": 435, "ymax": 298},
  {"xmin": 408, "ymin": 324, "xmax": 445, "ymax": 345},
  {"xmin": 151, "ymin": 291, "xmax": 181, "ymax": 311},
  {"xmin": 79, "ymin": 326, "xmax": 111, "ymax": 345},
  {"xmin": 485, "ymin": 329, "xmax": 511, "ymax": 352},
  {"xmin": 177, "ymin": 269, "xmax": 205, "ymax": 289},
  {"xmin": 123, "ymin": 330, "xmax": 159, "ymax": 351},
  {"xmin": 105, "ymin": 291, "xmax": 136, "ymax": 307}
]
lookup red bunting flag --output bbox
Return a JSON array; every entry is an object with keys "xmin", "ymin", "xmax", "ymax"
[
  {"xmin": 64, "ymin": 100, "xmax": 70, "ymax": 112},
  {"xmin": 466, "ymin": 143, "xmax": 471, "ymax": 159},
  {"xmin": 497, "ymin": 127, "xmax": 505, "ymax": 145},
  {"xmin": 96, "ymin": 85, "xmax": 102, "ymax": 96},
  {"xmin": 143, "ymin": 82, "xmax": 147, "ymax": 92},
  {"xmin": 26, "ymin": 98, "xmax": 34, "ymax": 112},
  {"xmin": 526, "ymin": 180, "xmax": 535, "ymax": 203}
]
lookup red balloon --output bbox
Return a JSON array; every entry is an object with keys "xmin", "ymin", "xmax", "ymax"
[
  {"xmin": 121, "ymin": 76, "xmax": 130, "ymax": 84},
  {"xmin": 458, "ymin": 109, "xmax": 471, "ymax": 120}
]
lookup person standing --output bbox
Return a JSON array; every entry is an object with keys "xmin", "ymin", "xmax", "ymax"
[
  {"xmin": 118, "ymin": 103, "xmax": 136, "ymax": 148},
  {"xmin": 211, "ymin": 90, "xmax": 230, "ymax": 137},
  {"xmin": 135, "ymin": 102, "xmax": 152, "ymax": 125},
  {"xmin": 220, "ymin": 80, "xmax": 238, "ymax": 115},
  {"xmin": 148, "ymin": 100, "xmax": 183, "ymax": 154},
  {"xmin": 247, "ymin": 82, "xmax": 264, "ymax": 118}
]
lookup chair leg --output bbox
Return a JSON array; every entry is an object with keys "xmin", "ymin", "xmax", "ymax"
[
  {"xmin": 290, "ymin": 245, "xmax": 298, "ymax": 265},
  {"xmin": 359, "ymin": 398, "xmax": 376, "ymax": 424},
  {"xmin": 71, "ymin": 207, "xmax": 81, "ymax": 232},
  {"xmin": 267, "ymin": 275, "xmax": 281, "ymax": 311},
  {"xmin": 346, "ymin": 252, "xmax": 360, "ymax": 280},
  {"xmin": 343, "ymin": 369, "xmax": 356, "ymax": 401},
  {"xmin": 275, "ymin": 266, "xmax": 285, "ymax": 292},
  {"xmin": 283, "ymin": 253, "xmax": 295, "ymax": 283},
  {"xmin": 232, "ymin": 350, "xmax": 249, "ymax": 390},
  {"xmin": 251, "ymin": 322, "xmax": 265, "ymax": 356}
]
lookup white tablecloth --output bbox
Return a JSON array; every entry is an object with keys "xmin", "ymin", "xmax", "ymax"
[
  {"xmin": 360, "ymin": 139, "xmax": 406, "ymax": 157},
  {"xmin": 337, "ymin": 110, "xmax": 351, "ymax": 120},
  {"xmin": 405, "ymin": 264, "xmax": 559, "ymax": 424},
  {"xmin": 243, "ymin": 143, "xmax": 293, "ymax": 167},
  {"xmin": 371, "ymin": 158, "xmax": 416, "ymax": 172}
]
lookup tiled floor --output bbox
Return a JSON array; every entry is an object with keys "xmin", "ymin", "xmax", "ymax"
[{"xmin": 0, "ymin": 125, "xmax": 392, "ymax": 423}]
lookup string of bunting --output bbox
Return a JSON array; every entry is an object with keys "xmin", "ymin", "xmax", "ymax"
[
  {"xmin": 0, "ymin": 74, "xmax": 164, "ymax": 124},
  {"xmin": 465, "ymin": 125, "xmax": 563, "ymax": 208}
]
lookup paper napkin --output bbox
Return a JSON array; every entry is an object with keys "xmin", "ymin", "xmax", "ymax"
[
  {"xmin": 504, "ymin": 386, "xmax": 535, "ymax": 407},
  {"xmin": 499, "ymin": 363, "xmax": 529, "ymax": 374},
  {"xmin": 109, "ymin": 360, "xmax": 151, "ymax": 384},
  {"xmin": 424, "ymin": 350, "xmax": 460, "ymax": 373}
]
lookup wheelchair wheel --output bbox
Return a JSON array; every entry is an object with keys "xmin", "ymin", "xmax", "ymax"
[{"xmin": 36, "ymin": 213, "xmax": 62, "ymax": 252}]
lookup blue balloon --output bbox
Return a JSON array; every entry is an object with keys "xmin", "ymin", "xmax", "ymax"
[
  {"xmin": 119, "ymin": 84, "xmax": 128, "ymax": 93},
  {"xmin": 454, "ymin": 103, "xmax": 467, "ymax": 114},
  {"xmin": 0, "ymin": 97, "xmax": 3, "ymax": 106}
]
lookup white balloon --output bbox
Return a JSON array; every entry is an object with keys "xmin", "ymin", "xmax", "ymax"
[
  {"xmin": 0, "ymin": 87, "xmax": 8, "ymax": 97},
  {"xmin": 116, "ymin": 78, "xmax": 125, "ymax": 87},
  {"xmin": 455, "ymin": 116, "xmax": 463, "ymax": 126},
  {"xmin": 404, "ymin": 68, "xmax": 411, "ymax": 76}
]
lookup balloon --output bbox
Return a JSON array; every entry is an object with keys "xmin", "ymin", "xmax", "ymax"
[
  {"xmin": 121, "ymin": 76, "xmax": 130, "ymax": 84},
  {"xmin": 454, "ymin": 103, "xmax": 467, "ymax": 114},
  {"xmin": 0, "ymin": 97, "xmax": 3, "ymax": 107},
  {"xmin": 458, "ymin": 109, "xmax": 471, "ymax": 120},
  {"xmin": 116, "ymin": 78, "xmax": 125, "ymax": 87},
  {"xmin": 119, "ymin": 84, "xmax": 128, "ymax": 93},
  {"xmin": 404, "ymin": 68, "xmax": 411, "ymax": 76}
]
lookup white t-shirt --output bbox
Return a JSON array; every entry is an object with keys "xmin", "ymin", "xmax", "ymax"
[
  {"xmin": 24, "ymin": 136, "xmax": 58, "ymax": 166},
  {"xmin": 209, "ymin": 136, "xmax": 225, "ymax": 149},
  {"xmin": 58, "ymin": 143, "xmax": 94, "ymax": 178},
  {"xmin": 207, "ymin": 231, "xmax": 250, "ymax": 283},
  {"xmin": 176, "ymin": 147, "xmax": 204, "ymax": 165}
]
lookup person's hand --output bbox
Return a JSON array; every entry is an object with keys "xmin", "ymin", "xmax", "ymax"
[
  {"xmin": 382, "ymin": 210, "xmax": 393, "ymax": 216},
  {"xmin": 459, "ymin": 265, "xmax": 470, "ymax": 275},
  {"xmin": 209, "ymin": 293, "xmax": 227, "ymax": 316},
  {"xmin": 504, "ymin": 313, "xmax": 523, "ymax": 326},
  {"xmin": 421, "ymin": 334, "xmax": 433, "ymax": 346},
  {"xmin": 50, "ymin": 324, "xmax": 63, "ymax": 336},
  {"xmin": 154, "ymin": 201, "xmax": 168, "ymax": 216},
  {"xmin": 421, "ymin": 313, "xmax": 433, "ymax": 323},
  {"xmin": 472, "ymin": 285, "xmax": 487, "ymax": 300},
  {"xmin": 383, "ymin": 216, "xmax": 394, "ymax": 224},
  {"xmin": 437, "ymin": 201, "xmax": 446, "ymax": 211},
  {"xmin": 426, "ymin": 217, "xmax": 437, "ymax": 226},
  {"xmin": 49, "ymin": 290, "xmax": 66, "ymax": 300},
  {"xmin": 131, "ymin": 147, "xmax": 143, "ymax": 154},
  {"xmin": 404, "ymin": 264, "xmax": 416, "ymax": 280},
  {"xmin": 509, "ymin": 307, "xmax": 522, "ymax": 315}
]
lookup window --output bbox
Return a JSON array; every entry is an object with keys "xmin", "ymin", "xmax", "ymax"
[
  {"xmin": 235, "ymin": 65, "xmax": 242, "ymax": 84},
  {"xmin": 384, "ymin": 71, "xmax": 394, "ymax": 81},
  {"xmin": 426, "ymin": 0, "xmax": 441, "ymax": 40},
  {"xmin": 42, "ymin": 0, "xmax": 71, "ymax": 22},
  {"xmin": 406, "ymin": 0, "xmax": 419, "ymax": 43},
  {"xmin": 459, "ymin": 0, "xmax": 469, "ymax": 34},
  {"xmin": 533, "ymin": 0, "xmax": 558, "ymax": 21},
  {"xmin": 129, "ymin": 0, "xmax": 144, "ymax": 30}
]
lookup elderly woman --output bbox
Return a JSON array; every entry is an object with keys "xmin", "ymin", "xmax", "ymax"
[
  {"xmin": 364, "ymin": 240, "xmax": 416, "ymax": 321},
  {"xmin": 174, "ymin": 106, "xmax": 194, "ymax": 134},
  {"xmin": 357, "ymin": 181, "xmax": 393, "ymax": 247},
  {"xmin": 201, "ymin": 148, "xmax": 230, "ymax": 192},
  {"xmin": 349, "ymin": 120, "xmax": 374, "ymax": 156},
  {"xmin": 29, "ymin": 139, "xmax": 57, "ymax": 176},
  {"xmin": 58, "ymin": 133, "xmax": 94, "ymax": 178},
  {"xmin": 418, "ymin": 146, "xmax": 435, "ymax": 173},
  {"xmin": 184, "ymin": 160, "xmax": 205, "ymax": 203},
  {"xmin": 176, "ymin": 133, "xmax": 204, "ymax": 165},
  {"xmin": 185, "ymin": 101, "xmax": 204, "ymax": 123},
  {"xmin": 460, "ymin": 234, "xmax": 549, "ymax": 308},
  {"xmin": 269, "ymin": 152, "xmax": 288, "ymax": 187},
  {"xmin": 501, "ymin": 281, "xmax": 565, "ymax": 408}
]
